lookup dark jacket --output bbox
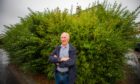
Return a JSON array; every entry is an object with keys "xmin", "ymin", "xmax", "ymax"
[{"xmin": 49, "ymin": 44, "xmax": 76, "ymax": 84}]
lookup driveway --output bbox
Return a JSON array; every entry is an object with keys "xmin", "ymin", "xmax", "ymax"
[{"xmin": 0, "ymin": 49, "xmax": 20, "ymax": 84}]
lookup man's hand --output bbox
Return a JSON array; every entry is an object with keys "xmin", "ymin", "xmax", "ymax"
[
  {"xmin": 54, "ymin": 55, "xmax": 57, "ymax": 58},
  {"xmin": 60, "ymin": 57, "xmax": 69, "ymax": 61},
  {"xmin": 56, "ymin": 63, "xmax": 59, "ymax": 66}
]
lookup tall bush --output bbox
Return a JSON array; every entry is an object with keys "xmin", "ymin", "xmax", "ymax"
[
  {"xmin": 2, "ymin": 1, "xmax": 140, "ymax": 84},
  {"xmin": 0, "ymin": 34, "xmax": 4, "ymax": 47}
]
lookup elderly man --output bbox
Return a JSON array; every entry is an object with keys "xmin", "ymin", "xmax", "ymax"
[{"xmin": 49, "ymin": 32, "xmax": 76, "ymax": 84}]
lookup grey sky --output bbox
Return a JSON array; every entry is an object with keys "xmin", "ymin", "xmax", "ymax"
[{"xmin": 0, "ymin": 0, "xmax": 140, "ymax": 34}]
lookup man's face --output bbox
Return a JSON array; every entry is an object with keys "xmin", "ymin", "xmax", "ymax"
[{"xmin": 61, "ymin": 33, "xmax": 69, "ymax": 46}]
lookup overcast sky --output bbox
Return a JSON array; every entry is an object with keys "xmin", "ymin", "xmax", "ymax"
[{"xmin": 0, "ymin": 0, "xmax": 140, "ymax": 34}]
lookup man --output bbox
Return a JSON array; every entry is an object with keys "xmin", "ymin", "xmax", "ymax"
[{"xmin": 49, "ymin": 32, "xmax": 76, "ymax": 84}]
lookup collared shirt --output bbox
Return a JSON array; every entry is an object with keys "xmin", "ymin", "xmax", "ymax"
[{"xmin": 57, "ymin": 44, "xmax": 69, "ymax": 72}]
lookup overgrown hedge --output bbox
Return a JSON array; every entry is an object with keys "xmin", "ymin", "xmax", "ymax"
[
  {"xmin": 2, "ymin": 1, "xmax": 140, "ymax": 84},
  {"xmin": 0, "ymin": 34, "xmax": 4, "ymax": 47}
]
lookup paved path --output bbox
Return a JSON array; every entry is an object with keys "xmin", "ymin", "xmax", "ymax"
[{"xmin": 0, "ymin": 49, "xmax": 20, "ymax": 84}]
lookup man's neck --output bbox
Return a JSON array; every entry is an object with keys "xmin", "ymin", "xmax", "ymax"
[{"xmin": 61, "ymin": 43, "xmax": 69, "ymax": 47}]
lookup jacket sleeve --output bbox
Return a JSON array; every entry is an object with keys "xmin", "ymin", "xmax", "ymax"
[
  {"xmin": 59, "ymin": 48, "xmax": 76, "ymax": 68},
  {"xmin": 49, "ymin": 47, "xmax": 60, "ymax": 63}
]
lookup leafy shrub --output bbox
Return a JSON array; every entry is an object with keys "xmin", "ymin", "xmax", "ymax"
[
  {"xmin": 2, "ymin": 1, "xmax": 140, "ymax": 84},
  {"xmin": 0, "ymin": 36, "xmax": 3, "ymax": 47}
]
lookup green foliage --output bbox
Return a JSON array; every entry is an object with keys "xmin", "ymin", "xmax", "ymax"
[
  {"xmin": 2, "ymin": 1, "xmax": 140, "ymax": 84},
  {"xmin": 0, "ymin": 35, "xmax": 3, "ymax": 48}
]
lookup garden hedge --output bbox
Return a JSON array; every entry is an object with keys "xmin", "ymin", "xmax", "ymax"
[{"xmin": 2, "ymin": 1, "xmax": 140, "ymax": 84}]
